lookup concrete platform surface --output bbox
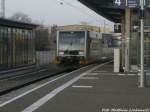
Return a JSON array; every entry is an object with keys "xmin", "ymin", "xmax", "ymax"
[{"xmin": 0, "ymin": 62, "xmax": 150, "ymax": 112}]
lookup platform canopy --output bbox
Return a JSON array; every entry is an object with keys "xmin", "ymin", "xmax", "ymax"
[
  {"xmin": 78, "ymin": 0, "xmax": 125, "ymax": 23},
  {"xmin": 0, "ymin": 18, "xmax": 38, "ymax": 29}
]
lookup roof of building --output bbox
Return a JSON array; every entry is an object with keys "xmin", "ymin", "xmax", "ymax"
[
  {"xmin": 78, "ymin": 0, "xmax": 124, "ymax": 23},
  {"xmin": 0, "ymin": 18, "xmax": 38, "ymax": 29}
]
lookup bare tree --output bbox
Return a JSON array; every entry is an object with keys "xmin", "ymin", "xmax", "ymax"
[{"xmin": 9, "ymin": 12, "xmax": 32, "ymax": 23}]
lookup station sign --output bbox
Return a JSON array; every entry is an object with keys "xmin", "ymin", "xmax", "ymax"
[
  {"xmin": 113, "ymin": 0, "xmax": 126, "ymax": 9},
  {"xmin": 113, "ymin": 0, "xmax": 139, "ymax": 9},
  {"xmin": 127, "ymin": 0, "xmax": 139, "ymax": 8}
]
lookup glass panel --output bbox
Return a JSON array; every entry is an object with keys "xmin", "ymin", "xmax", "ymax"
[
  {"xmin": 25, "ymin": 30, "xmax": 28, "ymax": 64},
  {"xmin": 31, "ymin": 30, "xmax": 36, "ymax": 64},
  {"xmin": 130, "ymin": 32, "xmax": 139, "ymax": 66},
  {"xmin": 144, "ymin": 32, "xmax": 150, "ymax": 68},
  {"xmin": 3, "ymin": 27, "xmax": 8, "ymax": 68},
  {"xmin": 7, "ymin": 27, "xmax": 12, "ymax": 68},
  {"xmin": 12, "ymin": 28, "xmax": 16, "ymax": 67},
  {"xmin": 0, "ymin": 27, "xmax": 3, "ymax": 69},
  {"xmin": 22, "ymin": 29, "xmax": 25, "ymax": 65},
  {"xmin": 27, "ymin": 29, "xmax": 30, "ymax": 64},
  {"xmin": 0, "ymin": 25, "xmax": 35, "ymax": 71},
  {"xmin": 15, "ymin": 29, "xmax": 20, "ymax": 66}
]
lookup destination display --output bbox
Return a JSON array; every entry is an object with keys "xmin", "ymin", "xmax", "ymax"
[{"xmin": 103, "ymin": 35, "xmax": 122, "ymax": 48}]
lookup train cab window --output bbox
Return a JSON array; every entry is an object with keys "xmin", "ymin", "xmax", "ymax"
[{"xmin": 59, "ymin": 31, "xmax": 86, "ymax": 51}]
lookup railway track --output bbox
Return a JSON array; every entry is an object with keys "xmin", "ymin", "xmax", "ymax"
[
  {"xmin": 0, "ymin": 65, "xmax": 36, "ymax": 80},
  {"xmin": 0, "ymin": 68, "xmax": 47, "ymax": 82},
  {"xmin": 0, "ymin": 60, "xmax": 110, "ymax": 96},
  {"xmin": 0, "ymin": 65, "xmax": 79, "ymax": 96}
]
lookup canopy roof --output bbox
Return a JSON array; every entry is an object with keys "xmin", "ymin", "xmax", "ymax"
[
  {"xmin": 0, "ymin": 18, "xmax": 38, "ymax": 29},
  {"xmin": 79, "ymin": 0, "xmax": 125, "ymax": 23}
]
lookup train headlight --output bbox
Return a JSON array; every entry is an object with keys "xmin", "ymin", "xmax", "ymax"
[
  {"xmin": 79, "ymin": 52, "xmax": 84, "ymax": 55},
  {"xmin": 59, "ymin": 52, "xmax": 64, "ymax": 55}
]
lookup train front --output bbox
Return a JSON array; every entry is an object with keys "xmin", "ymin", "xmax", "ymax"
[{"xmin": 55, "ymin": 30, "xmax": 86, "ymax": 65}]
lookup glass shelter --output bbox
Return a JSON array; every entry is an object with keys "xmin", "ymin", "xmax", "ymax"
[
  {"xmin": 129, "ymin": 10, "xmax": 150, "ymax": 71},
  {"xmin": 0, "ymin": 18, "xmax": 37, "ymax": 71}
]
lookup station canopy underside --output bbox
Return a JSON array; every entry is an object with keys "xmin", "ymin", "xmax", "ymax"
[{"xmin": 79, "ymin": 0, "xmax": 124, "ymax": 23}]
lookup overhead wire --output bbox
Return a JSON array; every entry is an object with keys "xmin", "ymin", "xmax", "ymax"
[{"xmin": 55, "ymin": 0, "xmax": 106, "ymax": 25}]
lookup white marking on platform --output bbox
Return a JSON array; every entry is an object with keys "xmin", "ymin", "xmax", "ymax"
[
  {"xmin": 21, "ymin": 61, "xmax": 111, "ymax": 112},
  {"xmin": 117, "ymin": 73, "xmax": 136, "ymax": 76},
  {"xmin": 72, "ymin": 85, "xmax": 93, "ymax": 88},
  {"xmin": 80, "ymin": 77, "xmax": 99, "ymax": 80},
  {"xmin": 94, "ymin": 71, "xmax": 107, "ymax": 73},
  {"xmin": 118, "ymin": 74, "xmax": 125, "ymax": 76},
  {"xmin": 86, "ymin": 73, "xmax": 99, "ymax": 76},
  {"xmin": 128, "ymin": 74, "xmax": 136, "ymax": 76}
]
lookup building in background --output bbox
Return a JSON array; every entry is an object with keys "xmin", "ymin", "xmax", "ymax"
[
  {"xmin": 48, "ymin": 25, "xmax": 57, "ymax": 50},
  {"xmin": 35, "ymin": 25, "xmax": 57, "ymax": 66},
  {"xmin": 35, "ymin": 27, "xmax": 50, "ymax": 51}
]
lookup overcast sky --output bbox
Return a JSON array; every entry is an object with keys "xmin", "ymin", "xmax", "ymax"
[{"xmin": 3, "ymin": 0, "xmax": 113, "ymax": 27}]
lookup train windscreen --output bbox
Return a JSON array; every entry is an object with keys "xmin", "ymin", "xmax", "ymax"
[{"xmin": 59, "ymin": 31, "xmax": 85, "ymax": 51}]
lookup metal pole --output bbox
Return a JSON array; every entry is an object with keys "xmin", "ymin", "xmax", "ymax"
[
  {"xmin": 1, "ymin": 0, "xmax": 5, "ymax": 18},
  {"xmin": 139, "ymin": 0, "xmax": 145, "ymax": 88},
  {"xmin": 104, "ymin": 20, "xmax": 106, "ymax": 33}
]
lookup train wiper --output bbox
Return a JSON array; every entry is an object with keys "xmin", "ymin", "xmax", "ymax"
[{"xmin": 64, "ymin": 42, "xmax": 73, "ymax": 51}]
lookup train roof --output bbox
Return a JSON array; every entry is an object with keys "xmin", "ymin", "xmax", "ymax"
[
  {"xmin": 57, "ymin": 29, "xmax": 87, "ymax": 32},
  {"xmin": 0, "ymin": 18, "xmax": 38, "ymax": 29}
]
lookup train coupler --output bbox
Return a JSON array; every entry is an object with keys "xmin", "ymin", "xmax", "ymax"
[
  {"xmin": 53, "ymin": 58, "xmax": 61, "ymax": 64},
  {"xmin": 79, "ymin": 59, "xmax": 89, "ymax": 65}
]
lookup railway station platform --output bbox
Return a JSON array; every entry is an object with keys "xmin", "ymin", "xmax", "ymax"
[{"xmin": 0, "ymin": 62, "xmax": 150, "ymax": 112}]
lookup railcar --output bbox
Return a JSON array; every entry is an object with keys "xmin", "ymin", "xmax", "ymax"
[{"xmin": 54, "ymin": 30, "xmax": 113, "ymax": 65}]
